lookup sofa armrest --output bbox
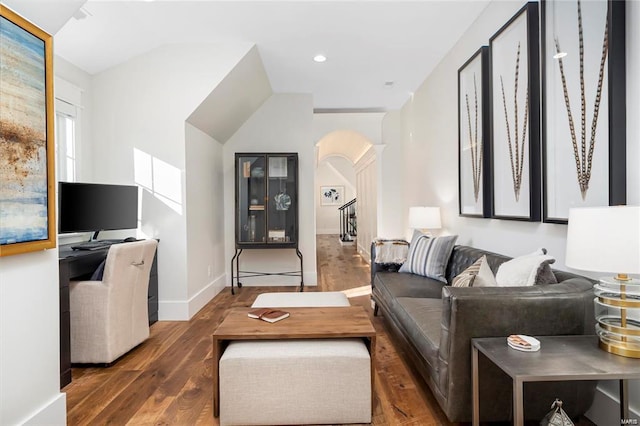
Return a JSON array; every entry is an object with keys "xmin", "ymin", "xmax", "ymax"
[{"xmin": 436, "ymin": 278, "xmax": 595, "ymax": 420}]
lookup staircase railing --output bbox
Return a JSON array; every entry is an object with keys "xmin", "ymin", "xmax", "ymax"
[{"xmin": 338, "ymin": 198, "xmax": 357, "ymax": 242}]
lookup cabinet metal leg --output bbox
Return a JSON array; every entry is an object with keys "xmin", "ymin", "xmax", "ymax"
[
  {"xmin": 296, "ymin": 248, "xmax": 304, "ymax": 292},
  {"xmin": 230, "ymin": 249, "xmax": 242, "ymax": 295},
  {"xmin": 236, "ymin": 249, "xmax": 243, "ymax": 289}
]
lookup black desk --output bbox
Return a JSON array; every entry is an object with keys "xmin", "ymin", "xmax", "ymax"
[{"xmin": 58, "ymin": 243, "xmax": 158, "ymax": 388}]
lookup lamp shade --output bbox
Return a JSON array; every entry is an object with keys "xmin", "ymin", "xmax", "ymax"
[
  {"xmin": 408, "ymin": 207, "xmax": 441, "ymax": 230},
  {"xmin": 566, "ymin": 206, "xmax": 640, "ymax": 275}
]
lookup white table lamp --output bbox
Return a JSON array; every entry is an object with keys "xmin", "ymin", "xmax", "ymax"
[
  {"xmin": 566, "ymin": 206, "xmax": 640, "ymax": 358},
  {"xmin": 409, "ymin": 207, "xmax": 441, "ymax": 235}
]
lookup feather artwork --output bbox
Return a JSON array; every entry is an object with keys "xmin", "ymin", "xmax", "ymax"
[
  {"xmin": 464, "ymin": 74, "xmax": 482, "ymax": 202},
  {"xmin": 554, "ymin": 0, "xmax": 608, "ymax": 200},
  {"xmin": 500, "ymin": 42, "xmax": 529, "ymax": 202}
]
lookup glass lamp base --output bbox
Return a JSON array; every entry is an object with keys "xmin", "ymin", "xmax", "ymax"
[{"xmin": 594, "ymin": 277, "xmax": 640, "ymax": 358}]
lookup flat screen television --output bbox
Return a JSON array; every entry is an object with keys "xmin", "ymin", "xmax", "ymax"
[{"xmin": 58, "ymin": 182, "xmax": 138, "ymax": 240}]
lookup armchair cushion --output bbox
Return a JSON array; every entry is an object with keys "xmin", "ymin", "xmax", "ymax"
[{"xmin": 70, "ymin": 239, "xmax": 158, "ymax": 364}]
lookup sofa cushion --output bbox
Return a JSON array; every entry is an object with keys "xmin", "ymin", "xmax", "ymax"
[
  {"xmin": 495, "ymin": 250, "xmax": 558, "ymax": 287},
  {"xmin": 394, "ymin": 297, "xmax": 442, "ymax": 371},
  {"xmin": 375, "ymin": 272, "xmax": 445, "ymax": 301},
  {"xmin": 399, "ymin": 232, "xmax": 458, "ymax": 282}
]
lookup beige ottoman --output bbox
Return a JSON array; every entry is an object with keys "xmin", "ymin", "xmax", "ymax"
[{"xmin": 219, "ymin": 292, "xmax": 372, "ymax": 425}]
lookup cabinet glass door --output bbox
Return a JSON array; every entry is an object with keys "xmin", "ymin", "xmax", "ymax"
[
  {"xmin": 266, "ymin": 155, "xmax": 297, "ymax": 244},
  {"xmin": 237, "ymin": 155, "xmax": 266, "ymax": 243}
]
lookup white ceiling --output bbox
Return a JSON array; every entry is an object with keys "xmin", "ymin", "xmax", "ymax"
[
  {"xmin": 53, "ymin": 0, "xmax": 491, "ymax": 111},
  {"xmin": 1, "ymin": 0, "xmax": 85, "ymax": 34}
]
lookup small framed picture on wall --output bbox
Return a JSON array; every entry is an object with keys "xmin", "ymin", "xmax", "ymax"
[{"xmin": 320, "ymin": 186, "xmax": 344, "ymax": 206}]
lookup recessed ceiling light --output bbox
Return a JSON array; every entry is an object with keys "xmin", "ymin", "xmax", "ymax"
[
  {"xmin": 313, "ymin": 54, "xmax": 327, "ymax": 63},
  {"xmin": 384, "ymin": 81, "xmax": 394, "ymax": 87}
]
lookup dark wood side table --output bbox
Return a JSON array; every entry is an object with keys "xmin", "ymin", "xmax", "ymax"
[{"xmin": 472, "ymin": 335, "xmax": 640, "ymax": 426}]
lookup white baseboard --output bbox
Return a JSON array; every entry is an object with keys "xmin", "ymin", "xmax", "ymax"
[
  {"xmin": 23, "ymin": 393, "xmax": 66, "ymax": 426},
  {"xmin": 188, "ymin": 274, "xmax": 225, "ymax": 317},
  {"xmin": 158, "ymin": 300, "xmax": 189, "ymax": 321},
  {"xmin": 586, "ymin": 384, "xmax": 640, "ymax": 426},
  {"xmin": 159, "ymin": 274, "xmax": 226, "ymax": 321}
]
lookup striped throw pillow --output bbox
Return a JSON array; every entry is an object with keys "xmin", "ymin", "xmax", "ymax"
[
  {"xmin": 452, "ymin": 256, "xmax": 484, "ymax": 287},
  {"xmin": 399, "ymin": 231, "xmax": 458, "ymax": 282}
]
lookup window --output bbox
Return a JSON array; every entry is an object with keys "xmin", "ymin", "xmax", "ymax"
[
  {"xmin": 54, "ymin": 77, "xmax": 83, "ymax": 183},
  {"xmin": 55, "ymin": 99, "xmax": 77, "ymax": 182}
]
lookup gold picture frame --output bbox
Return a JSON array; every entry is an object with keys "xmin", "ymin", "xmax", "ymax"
[{"xmin": 0, "ymin": 6, "xmax": 56, "ymax": 256}]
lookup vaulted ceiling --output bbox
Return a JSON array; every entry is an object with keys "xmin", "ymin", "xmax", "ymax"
[{"xmin": 52, "ymin": 0, "xmax": 491, "ymax": 111}]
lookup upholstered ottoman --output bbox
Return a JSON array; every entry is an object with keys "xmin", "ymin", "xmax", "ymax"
[{"xmin": 219, "ymin": 292, "xmax": 372, "ymax": 426}]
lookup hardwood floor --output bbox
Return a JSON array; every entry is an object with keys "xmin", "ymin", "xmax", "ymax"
[{"xmin": 64, "ymin": 235, "xmax": 452, "ymax": 425}]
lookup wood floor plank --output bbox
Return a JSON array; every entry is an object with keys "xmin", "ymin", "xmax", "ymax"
[
  {"xmin": 66, "ymin": 370, "xmax": 142, "ymax": 425},
  {"xmin": 64, "ymin": 235, "xmax": 454, "ymax": 426}
]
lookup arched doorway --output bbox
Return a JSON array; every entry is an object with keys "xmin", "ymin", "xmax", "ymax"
[{"xmin": 315, "ymin": 130, "xmax": 375, "ymax": 255}]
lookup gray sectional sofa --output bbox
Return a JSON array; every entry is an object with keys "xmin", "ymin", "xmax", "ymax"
[{"xmin": 371, "ymin": 243, "xmax": 597, "ymax": 422}]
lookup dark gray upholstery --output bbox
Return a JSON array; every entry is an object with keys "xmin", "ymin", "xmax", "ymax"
[{"xmin": 371, "ymin": 242, "xmax": 598, "ymax": 422}]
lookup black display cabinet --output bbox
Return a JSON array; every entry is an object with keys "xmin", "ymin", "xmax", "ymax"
[{"xmin": 231, "ymin": 153, "xmax": 303, "ymax": 293}]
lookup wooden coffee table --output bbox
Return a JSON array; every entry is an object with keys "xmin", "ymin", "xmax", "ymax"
[{"xmin": 211, "ymin": 306, "xmax": 376, "ymax": 417}]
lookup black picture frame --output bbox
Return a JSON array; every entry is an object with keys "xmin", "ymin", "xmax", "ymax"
[
  {"xmin": 458, "ymin": 46, "xmax": 491, "ymax": 218},
  {"xmin": 541, "ymin": 0, "xmax": 626, "ymax": 224},
  {"xmin": 489, "ymin": 2, "xmax": 541, "ymax": 222}
]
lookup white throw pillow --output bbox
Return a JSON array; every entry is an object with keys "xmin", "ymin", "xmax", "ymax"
[{"xmin": 495, "ymin": 250, "xmax": 556, "ymax": 287}]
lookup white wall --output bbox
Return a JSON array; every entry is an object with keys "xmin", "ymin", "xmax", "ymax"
[
  {"xmin": 587, "ymin": 2, "xmax": 640, "ymax": 424},
  {"xmin": 0, "ymin": 3, "xmax": 70, "ymax": 424},
  {"xmin": 88, "ymin": 43, "xmax": 252, "ymax": 319},
  {"xmin": 184, "ymin": 124, "xmax": 226, "ymax": 317},
  {"xmin": 312, "ymin": 112, "xmax": 385, "ymax": 147},
  {"xmin": 398, "ymin": 0, "xmax": 640, "ymax": 422},
  {"xmin": 628, "ymin": 0, "xmax": 640, "ymax": 207},
  {"xmin": 379, "ymin": 110, "xmax": 405, "ymax": 239},
  {"xmin": 316, "ymin": 156, "xmax": 356, "ymax": 234},
  {"xmin": 0, "ymin": 250, "xmax": 66, "ymax": 425},
  {"xmin": 223, "ymin": 94, "xmax": 316, "ymax": 286},
  {"xmin": 354, "ymin": 148, "xmax": 378, "ymax": 260}
]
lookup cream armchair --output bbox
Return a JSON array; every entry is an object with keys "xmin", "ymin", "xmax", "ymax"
[{"xmin": 69, "ymin": 239, "xmax": 158, "ymax": 364}]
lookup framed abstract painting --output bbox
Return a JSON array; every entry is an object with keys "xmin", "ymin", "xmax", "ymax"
[
  {"xmin": 0, "ymin": 6, "xmax": 56, "ymax": 256},
  {"xmin": 489, "ymin": 2, "xmax": 541, "ymax": 221},
  {"xmin": 541, "ymin": 0, "xmax": 626, "ymax": 223},
  {"xmin": 458, "ymin": 46, "xmax": 491, "ymax": 218}
]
